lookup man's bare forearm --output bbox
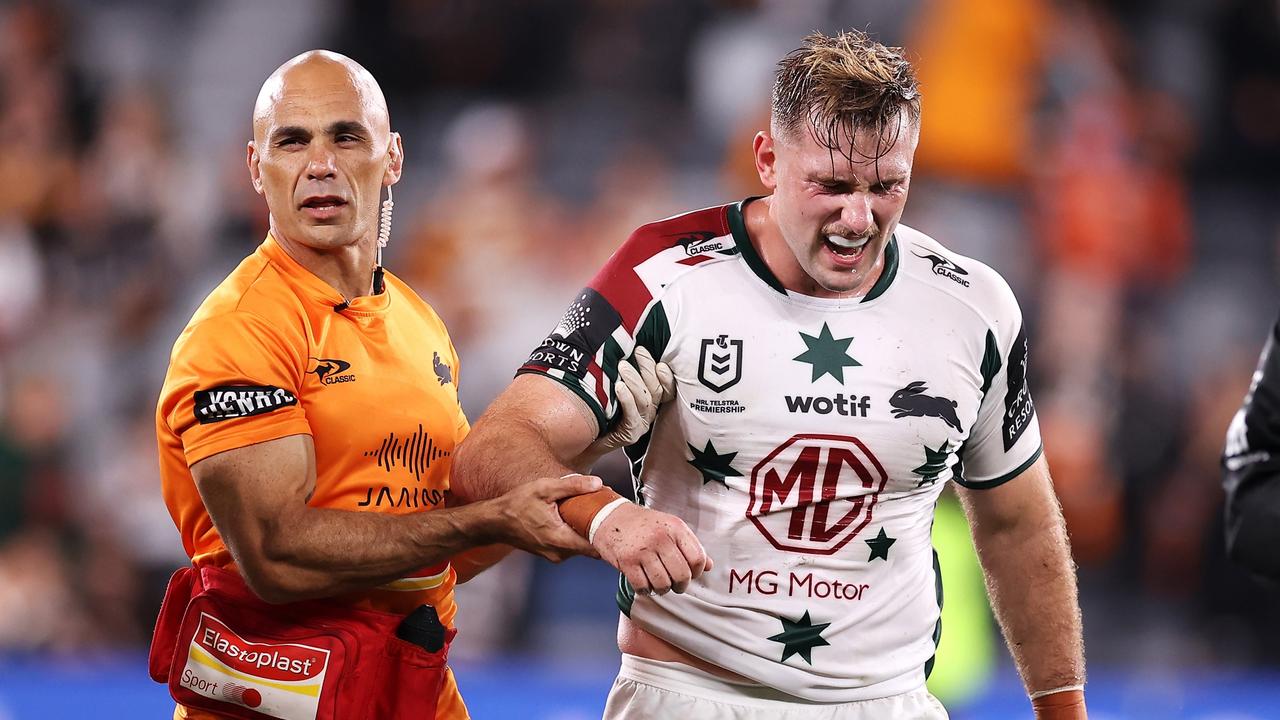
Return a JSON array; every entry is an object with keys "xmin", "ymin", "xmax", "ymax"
[
  {"xmin": 966, "ymin": 489, "xmax": 1086, "ymax": 693},
  {"xmin": 231, "ymin": 502, "xmax": 504, "ymax": 603},
  {"xmin": 195, "ymin": 431, "xmax": 598, "ymax": 604}
]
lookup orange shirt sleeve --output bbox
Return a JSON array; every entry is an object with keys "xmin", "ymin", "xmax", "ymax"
[
  {"xmin": 449, "ymin": 340, "xmax": 469, "ymax": 441},
  {"xmin": 160, "ymin": 311, "xmax": 312, "ymax": 466}
]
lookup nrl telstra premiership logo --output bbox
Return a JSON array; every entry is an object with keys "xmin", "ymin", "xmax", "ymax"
[{"xmin": 698, "ymin": 334, "xmax": 743, "ymax": 392}]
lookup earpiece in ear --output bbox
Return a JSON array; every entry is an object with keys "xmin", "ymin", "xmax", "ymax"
[{"xmin": 376, "ymin": 185, "xmax": 394, "ymax": 267}]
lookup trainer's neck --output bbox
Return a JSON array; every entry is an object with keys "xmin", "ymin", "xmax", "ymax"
[{"xmin": 272, "ymin": 228, "xmax": 378, "ymax": 300}]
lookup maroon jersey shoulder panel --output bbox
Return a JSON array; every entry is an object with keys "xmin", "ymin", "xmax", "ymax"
[
  {"xmin": 589, "ymin": 204, "xmax": 733, "ymax": 332},
  {"xmin": 517, "ymin": 204, "xmax": 734, "ymax": 422}
]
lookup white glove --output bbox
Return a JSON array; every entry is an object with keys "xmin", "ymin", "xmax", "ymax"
[{"xmin": 592, "ymin": 346, "xmax": 674, "ymax": 453}]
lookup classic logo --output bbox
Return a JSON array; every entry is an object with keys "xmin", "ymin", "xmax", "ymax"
[
  {"xmin": 912, "ymin": 249, "xmax": 970, "ymax": 287},
  {"xmin": 1002, "ymin": 326, "xmax": 1035, "ymax": 450},
  {"xmin": 307, "ymin": 357, "xmax": 355, "ymax": 385},
  {"xmin": 685, "ymin": 236, "xmax": 728, "ymax": 256},
  {"xmin": 181, "ymin": 613, "xmax": 329, "ymax": 717},
  {"xmin": 432, "ymin": 352, "xmax": 453, "ymax": 386},
  {"xmin": 193, "ymin": 386, "xmax": 296, "ymax": 424},
  {"xmin": 528, "ymin": 288, "xmax": 623, "ymax": 379},
  {"xmin": 672, "ymin": 230, "xmax": 718, "ymax": 255},
  {"xmin": 698, "ymin": 335, "xmax": 743, "ymax": 392},
  {"xmin": 746, "ymin": 434, "xmax": 888, "ymax": 555},
  {"xmin": 890, "ymin": 381, "xmax": 963, "ymax": 431}
]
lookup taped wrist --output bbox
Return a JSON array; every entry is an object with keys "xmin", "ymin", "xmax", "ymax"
[
  {"xmin": 558, "ymin": 487, "xmax": 624, "ymax": 539},
  {"xmin": 1030, "ymin": 688, "xmax": 1086, "ymax": 719}
]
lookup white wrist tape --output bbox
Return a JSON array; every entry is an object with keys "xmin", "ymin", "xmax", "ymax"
[
  {"xmin": 587, "ymin": 498, "xmax": 631, "ymax": 544},
  {"xmin": 1029, "ymin": 684, "xmax": 1084, "ymax": 700}
]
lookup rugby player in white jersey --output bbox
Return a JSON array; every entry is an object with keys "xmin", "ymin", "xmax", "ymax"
[{"xmin": 452, "ymin": 30, "xmax": 1086, "ymax": 720}]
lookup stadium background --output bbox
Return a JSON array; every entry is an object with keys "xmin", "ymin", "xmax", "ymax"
[{"xmin": 0, "ymin": 0, "xmax": 1278, "ymax": 717}]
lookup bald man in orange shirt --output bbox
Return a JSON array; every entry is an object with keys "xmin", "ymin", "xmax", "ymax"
[{"xmin": 150, "ymin": 51, "xmax": 664, "ymax": 720}]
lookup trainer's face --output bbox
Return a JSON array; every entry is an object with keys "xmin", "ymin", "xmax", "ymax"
[
  {"xmin": 755, "ymin": 112, "xmax": 917, "ymax": 297},
  {"xmin": 248, "ymin": 60, "xmax": 401, "ymax": 253}
]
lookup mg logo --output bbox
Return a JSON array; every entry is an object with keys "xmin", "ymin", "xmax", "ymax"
[{"xmin": 746, "ymin": 434, "xmax": 887, "ymax": 555}]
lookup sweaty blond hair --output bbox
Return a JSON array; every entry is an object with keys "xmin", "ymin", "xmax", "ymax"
[{"xmin": 772, "ymin": 30, "xmax": 921, "ymax": 161}]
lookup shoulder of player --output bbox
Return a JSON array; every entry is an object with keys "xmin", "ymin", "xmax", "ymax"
[
  {"xmin": 894, "ymin": 224, "xmax": 1022, "ymax": 324},
  {"xmin": 171, "ymin": 307, "xmax": 299, "ymax": 365},
  {"xmin": 182, "ymin": 251, "xmax": 301, "ymax": 330},
  {"xmin": 382, "ymin": 271, "xmax": 452, "ymax": 335},
  {"xmin": 606, "ymin": 202, "xmax": 738, "ymax": 273},
  {"xmin": 173, "ymin": 257, "xmax": 308, "ymax": 362},
  {"xmin": 585, "ymin": 202, "xmax": 743, "ymax": 322}
]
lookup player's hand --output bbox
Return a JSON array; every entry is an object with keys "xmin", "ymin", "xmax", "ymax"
[
  {"xmin": 492, "ymin": 474, "xmax": 603, "ymax": 562},
  {"xmin": 591, "ymin": 501, "xmax": 712, "ymax": 595},
  {"xmin": 590, "ymin": 347, "xmax": 675, "ymax": 454}
]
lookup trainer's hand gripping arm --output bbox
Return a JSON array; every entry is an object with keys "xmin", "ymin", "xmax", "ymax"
[
  {"xmin": 448, "ymin": 349, "xmax": 674, "ymax": 583},
  {"xmin": 452, "ymin": 363, "xmax": 709, "ymax": 595},
  {"xmin": 191, "ymin": 433, "xmax": 599, "ymax": 603},
  {"xmin": 957, "ymin": 456, "xmax": 1086, "ymax": 719}
]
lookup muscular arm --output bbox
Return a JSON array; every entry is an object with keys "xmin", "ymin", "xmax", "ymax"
[
  {"xmin": 446, "ymin": 355, "xmax": 669, "ymax": 583},
  {"xmin": 451, "ymin": 374, "xmax": 600, "ymax": 504},
  {"xmin": 956, "ymin": 456, "xmax": 1085, "ymax": 697},
  {"xmin": 192, "ymin": 433, "xmax": 595, "ymax": 603},
  {"xmin": 452, "ymin": 373, "xmax": 710, "ymax": 595},
  {"xmin": 443, "ymin": 378, "xmax": 599, "ymax": 584}
]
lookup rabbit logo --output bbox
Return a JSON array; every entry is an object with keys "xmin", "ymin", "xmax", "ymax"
[{"xmin": 889, "ymin": 381, "xmax": 963, "ymax": 432}]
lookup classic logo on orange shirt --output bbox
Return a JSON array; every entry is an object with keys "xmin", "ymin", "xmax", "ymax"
[{"xmin": 307, "ymin": 357, "xmax": 357, "ymax": 386}]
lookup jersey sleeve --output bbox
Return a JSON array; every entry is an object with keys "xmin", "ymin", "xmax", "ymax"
[
  {"xmin": 450, "ymin": 340, "xmax": 470, "ymax": 440},
  {"xmin": 516, "ymin": 235, "xmax": 676, "ymax": 437},
  {"xmin": 953, "ymin": 289, "xmax": 1043, "ymax": 489},
  {"xmin": 159, "ymin": 311, "xmax": 311, "ymax": 466},
  {"xmin": 1222, "ymin": 315, "xmax": 1280, "ymax": 579}
]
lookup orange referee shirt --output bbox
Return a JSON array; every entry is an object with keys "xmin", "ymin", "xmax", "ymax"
[{"xmin": 157, "ymin": 234, "xmax": 470, "ymax": 719}]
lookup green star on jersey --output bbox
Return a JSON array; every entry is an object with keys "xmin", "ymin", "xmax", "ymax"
[
  {"xmin": 687, "ymin": 440, "xmax": 742, "ymax": 485},
  {"xmin": 912, "ymin": 441, "xmax": 951, "ymax": 488},
  {"xmin": 865, "ymin": 527, "xmax": 896, "ymax": 561},
  {"xmin": 767, "ymin": 610, "xmax": 831, "ymax": 665},
  {"xmin": 793, "ymin": 322, "xmax": 861, "ymax": 383}
]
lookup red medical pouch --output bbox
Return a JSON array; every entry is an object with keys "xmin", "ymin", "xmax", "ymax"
[{"xmin": 149, "ymin": 565, "xmax": 455, "ymax": 720}]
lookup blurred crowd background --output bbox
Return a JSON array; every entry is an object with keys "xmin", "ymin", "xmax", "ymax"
[{"xmin": 1, "ymin": 0, "xmax": 1279, "ymax": 706}]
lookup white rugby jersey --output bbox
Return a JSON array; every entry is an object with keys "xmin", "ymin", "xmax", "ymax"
[{"xmin": 519, "ymin": 198, "xmax": 1042, "ymax": 702}]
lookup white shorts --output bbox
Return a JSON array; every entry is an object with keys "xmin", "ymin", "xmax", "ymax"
[{"xmin": 602, "ymin": 654, "xmax": 949, "ymax": 720}]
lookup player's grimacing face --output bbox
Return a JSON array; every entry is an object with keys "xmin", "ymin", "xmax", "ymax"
[
  {"xmin": 248, "ymin": 72, "xmax": 396, "ymax": 253},
  {"xmin": 758, "ymin": 114, "xmax": 918, "ymax": 297}
]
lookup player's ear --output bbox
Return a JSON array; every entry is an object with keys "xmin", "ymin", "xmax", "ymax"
[
  {"xmin": 247, "ymin": 141, "xmax": 264, "ymax": 195},
  {"xmin": 383, "ymin": 132, "xmax": 404, "ymax": 187},
  {"xmin": 753, "ymin": 131, "xmax": 777, "ymax": 190}
]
